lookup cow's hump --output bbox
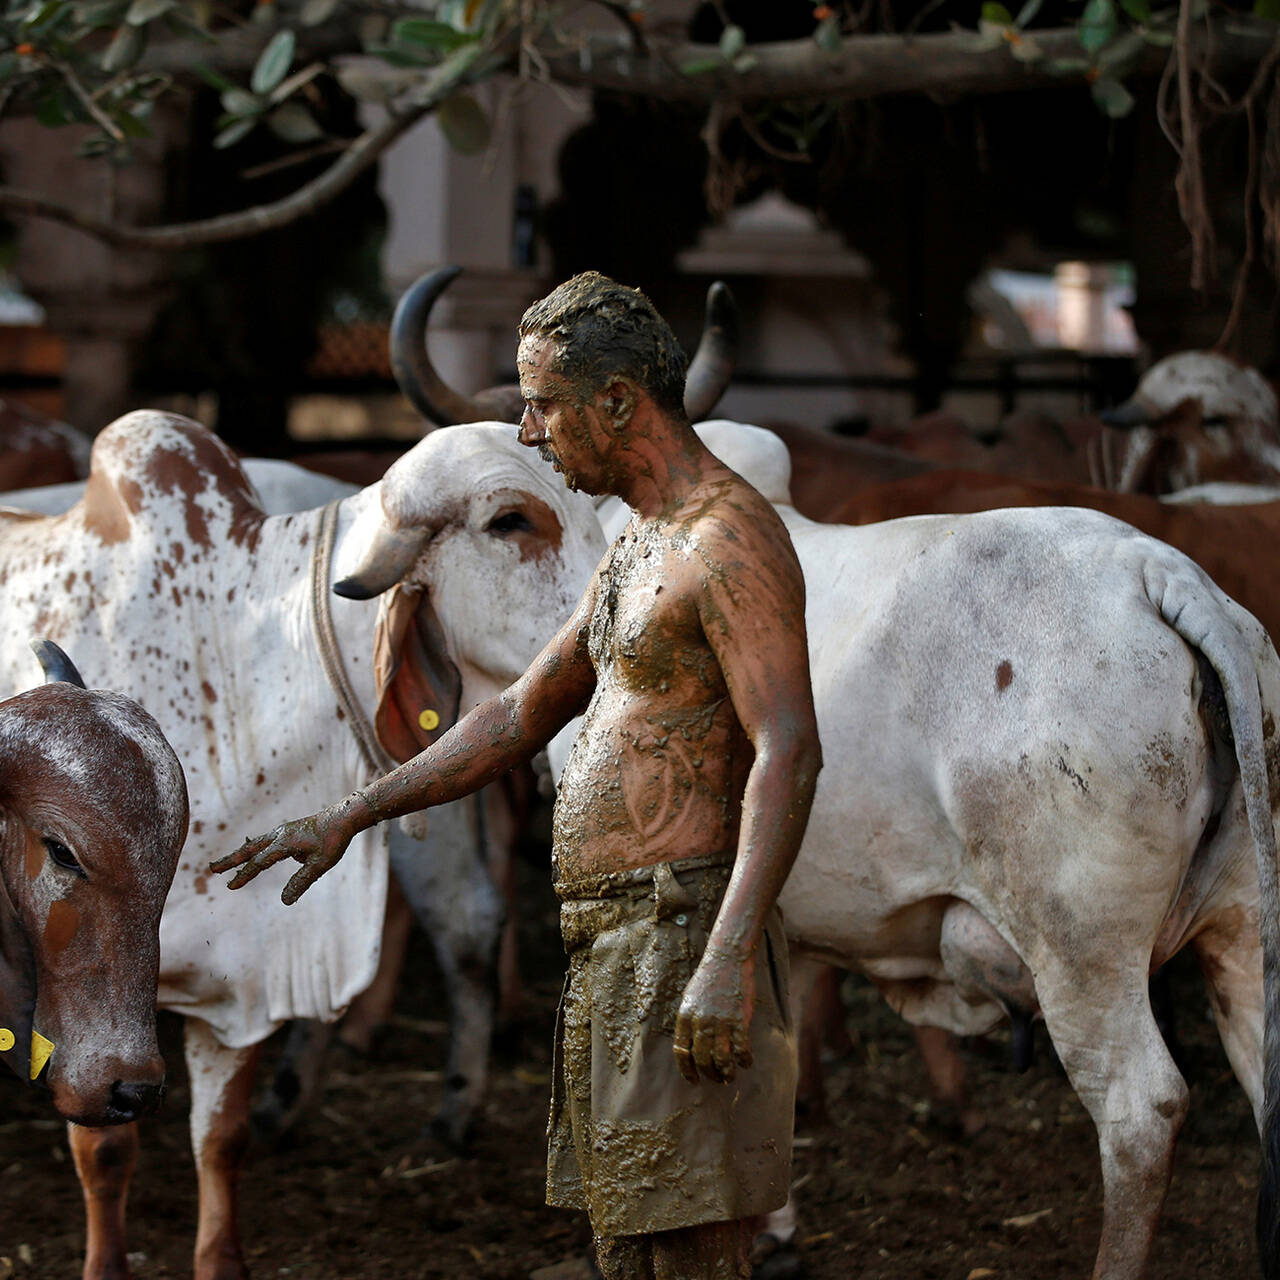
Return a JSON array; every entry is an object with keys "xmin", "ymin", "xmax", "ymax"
[{"xmin": 81, "ymin": 410, "xmax": 264, "ymax": 550}]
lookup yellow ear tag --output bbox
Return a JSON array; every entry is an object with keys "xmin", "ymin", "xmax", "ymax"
[
  {"xmin": 418, "ymin": 709, "xmax": 440, "ymax": 732},
  {"xmin": 0, "ymin": 1028, "xmax": 13, "ymax": 1052},
  {"xmin": 29, "ymin": 1031, "xmax": 54, "ymax": 1080}
]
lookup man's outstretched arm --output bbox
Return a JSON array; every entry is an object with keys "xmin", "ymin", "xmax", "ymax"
[{"xmin": 210, "ymin": 588, "xmax": 598, "ymax": 904}]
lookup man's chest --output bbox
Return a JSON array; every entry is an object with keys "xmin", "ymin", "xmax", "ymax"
[{"xmin": 587, "ymin": 535, "xmax": 703, "ymax": 683}]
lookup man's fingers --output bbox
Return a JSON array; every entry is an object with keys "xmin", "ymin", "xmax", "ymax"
[
  {"xmin": 673, "ymin": 1012, "xmax": 699, "ymax": 1083},
  {"xmin": 673, "ymin": 1039, "xmax": 699, "ymax": 1084},
  {"xmin": 222, "ymin": 842, "xmax": 294, "ymax": 890},
  {"xmin": 209, "ymin": 835, "xmax": 272, "ymax": 875},
  {"xmin": 281, "ymin": 856, "xmax": 328, "ymax": 906},
  {"xmin": 693, "ymin": 1026, "xmax": 729, "ymax": 1083}
]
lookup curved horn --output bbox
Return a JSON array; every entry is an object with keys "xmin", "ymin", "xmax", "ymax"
[
  {"xmin": 390, "ymin": 266, "xmax": 491, "ymax": 428},
  {"xmin": 1099, "ymin": 396, "xmax": 1154, "ymax": 429},
  {"xmin": 333, "ymin": 525, "xmax": 433, "ymax": 601},
  {"xmin": 683, "ymin": 281, "xmax": 739, "ymax": 422},
  {"xmin": 30, "ymin": 639, "xmax": 86, "ymax": 688}
]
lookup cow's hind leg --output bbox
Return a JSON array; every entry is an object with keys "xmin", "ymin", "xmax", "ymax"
[
  {"xmin": 185, "ymin": 1017, "xmax": 262, "ymax": 1280},
  {"xmin": 69, "ymin": 1120, "xmax": 138, "ymax": 1280},
  {"xmin": 1037, "ymin": 967, "xmax": 1189, "ymax": 1280}
]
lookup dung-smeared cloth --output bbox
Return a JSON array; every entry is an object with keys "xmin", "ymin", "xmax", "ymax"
[{"xmin": 547, "ymin": 852, "xmax": 795, "ymax": 1236}]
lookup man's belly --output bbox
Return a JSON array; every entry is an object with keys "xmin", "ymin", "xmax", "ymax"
[{"xmin": 552, "ymin": 705, "xmax": 740, "ymax": 881}]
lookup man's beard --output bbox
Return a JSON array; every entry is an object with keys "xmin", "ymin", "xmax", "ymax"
[{"xmin": 539, "ymin": 443, "xmax": 579, "ymax": 490}]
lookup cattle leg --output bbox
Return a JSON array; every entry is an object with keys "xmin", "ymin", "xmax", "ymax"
[
  {"xmin": 68, "ymin": 1120, "xmax": 139, "ymax": 1280},
  {"xmin": 337, "ymin": 874, "xmax": 413, "ymax": 1053},
  {"xmin": 1193, "ymin": 913, "xmax": 1264, "ymax": 1124},
  {"xmin": 390, "ymin": 797, "xmax": 503, "ymax": 1147},
  {"xmin": 185, "ymin": 1017, "xmax": 262, "ymax": 1280},
  {"xmin": 1038, "ymin": 970, "xmax": 1188, "ymax": 1280}
]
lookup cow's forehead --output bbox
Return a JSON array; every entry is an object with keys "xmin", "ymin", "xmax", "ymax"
[
  {"xmin": 0, "ymin": 685, "xmax": 187, "ymax": 863},
  {"xmin": 380, "ymin": 422, "xmax": 568, "ymax": 525},
  {"xmin": 1138, "ymin": 352, "xmax": 1277, "ymax": 423}
]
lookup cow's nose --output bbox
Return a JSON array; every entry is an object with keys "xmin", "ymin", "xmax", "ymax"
[{"xmin": 109, "ymin": 1077, "xmax": 166, "ymax": 1121}]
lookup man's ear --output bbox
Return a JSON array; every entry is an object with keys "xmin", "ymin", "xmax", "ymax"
[{"xmin": 600, "ymin": 378, "xmax": 638, "ymax": 429}]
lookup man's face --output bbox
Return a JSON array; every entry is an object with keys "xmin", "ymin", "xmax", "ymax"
[{"xmin": 516, "ymin": 335, "xmax": 616, "ymax": 496}]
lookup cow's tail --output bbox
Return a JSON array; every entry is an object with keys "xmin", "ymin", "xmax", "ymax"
[{"xmin": 1149, "ymin": 566, "xmax": 1280, "ymax": 1278}]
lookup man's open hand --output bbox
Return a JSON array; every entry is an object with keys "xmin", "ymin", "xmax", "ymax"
[
  {"xmin": 672, "ymin": 948, "xmax": 756, "ymax": 1084},
  {"xmin": 210, "ymin": 806, "xmax": 354, "ymax": 905}
]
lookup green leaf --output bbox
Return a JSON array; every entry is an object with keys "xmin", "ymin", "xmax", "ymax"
[
  {"xmin": 114, "ymin": 105, "xmax": 150, "ymax": 136},
  {"xmin": 1254, "ymin": 0, "xmax": 1280, "ymax": 19},
  {"xmin": 266, "ymin": 100, "xmax": 323, "ymax": 142},
  {"xmin": 298, "ymin": 0, "xmax": 338, "ymax": 25},
  {"xmin": 1079, "ymin": 0, "xmax": 1116, "ymax": 52},
  {"xmin": 1097, "ymin": 28, "xmax": 1147, "ymax": 71},
  {"xmin": 1119, "ymin": 0, "xmax": 1151, "ymax": 18},
  {"xmin": 99, "ymin": 20, "xmax": 144, "ymax": 70},
  {"xmin": 193, "ymin": 60, "xmax": 235, "ymax": 92},
  {"xmin": 718, "ymin": 22, "xmax": 744, "ymax": 59},
  {"xmin": 981, "ymin": 2, "xmax": 1014, "ymax": 24},
  {"xmin": 732, "ymin": 51, "xmax": 759, "ymax": 71},
  {"xmin": 213, "ymin": 114, "xmax": 256, "ymax": 148},
  {"xmin": 267, "ymin": 60, "xmax": 323, "ymax": 105},
  {"xmin": 391, "ymin": 17, "xmax": 477, "ymax": 51},
  {"xmin": 220, "ymin": 86, "xmax": 262, "ymax": 116},
  {"xmin": 23, "ymin": 0, "xmax": 63, "ymax": 30},
  {"xmin": 679, "ymin": 55, "xmax": 723, "ymax": 75},
  {"xmin": 251, "ymin": 27, "xmax": 293, "ymax": 93},
  {"xmin": 1046, "ymin": 55, "xmax": 1092, "ymax": 73},
  {"xmin": 1013, "ymin": 0, "xmax": 1044, "ymax": 25},
  {"xmin": 1091, "ymin": 74, "xmax": 1135, "ymax": 117},
  {"xmin": 76, "ymin": 0, "xmax": 129, "ymax": 28},
  {"xmin": 437, "ymin": 90, "xmax": 488, "ymax": 154},
  {"xmin": 125, "ymin": 0, "xmax": 171, "ymax": 24}
]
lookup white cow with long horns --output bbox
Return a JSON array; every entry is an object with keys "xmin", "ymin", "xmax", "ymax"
[{"xmin": 0, "ymin": 411, "xmax": 605, "ymax": 1279}]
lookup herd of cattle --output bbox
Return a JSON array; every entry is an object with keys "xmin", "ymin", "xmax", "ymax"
[{"xmin": 7, "ymin": 268, "xmax": 1280, "ymax": 1280}]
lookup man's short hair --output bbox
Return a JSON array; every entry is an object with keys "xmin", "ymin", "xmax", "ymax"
[{"xmin": 519, "ymin": 272, "xmax": 688, "ymax": 418}]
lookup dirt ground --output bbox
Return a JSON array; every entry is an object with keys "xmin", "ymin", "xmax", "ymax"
[{"xmin": 0, "ymin": 853, "xmax": 1262, "ymax": 1280}]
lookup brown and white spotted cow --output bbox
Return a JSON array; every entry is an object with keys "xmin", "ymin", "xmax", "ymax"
[
  {"xmin": 0, "ymin": 410, "xmax": 604, "ymax": 1280},
  {"xmin": 0, "ymin": 640, "xmax": 187, "ymax": 1126}
]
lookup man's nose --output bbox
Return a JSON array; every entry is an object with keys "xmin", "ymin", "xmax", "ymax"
[{"xmin": 517, "ymin": 413, "xmax": 541, "ymax": 447}]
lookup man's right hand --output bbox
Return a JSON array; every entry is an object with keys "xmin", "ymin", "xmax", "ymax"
[{"xmin": 210, "ymin": 793, "xmax": 372, "ymax": 905}]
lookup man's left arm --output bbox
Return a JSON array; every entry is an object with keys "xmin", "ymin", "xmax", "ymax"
[{"xmin": 673, "ymin": 509, "xmax": 823, "ymax": 1085}]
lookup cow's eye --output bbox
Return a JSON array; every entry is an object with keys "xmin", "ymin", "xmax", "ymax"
[
  {"xmin": 486, "ymin": 511, "xmax": 534, "ymax": 536},
  {"xmin": 44, "ymin": 838, "xmax": 83, "ymax": 876}
]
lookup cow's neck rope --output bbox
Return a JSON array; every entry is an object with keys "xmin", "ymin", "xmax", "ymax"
[{"xmin": 309, "ymin": 499, "xmax": 398, "ymax": 781}]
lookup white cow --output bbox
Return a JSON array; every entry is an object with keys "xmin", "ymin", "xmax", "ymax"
[
  {"xmin": 0, "ymin": 460, "xmax": 509, "ymax": 1153},
  {"xmin": 0, "ymin": 411, "xmax": 604, "ymax": 1280},
  {"xmin": 538, "ymin": 420, "xmax": 1280, "ymax": 1280}
]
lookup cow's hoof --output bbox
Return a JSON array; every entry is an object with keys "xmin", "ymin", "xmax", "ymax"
[{"xmin": 750, "ymin": 1233, "xmax": 804, "ymax": 1280}]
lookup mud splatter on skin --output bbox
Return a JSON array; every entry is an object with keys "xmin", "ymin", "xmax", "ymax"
[
  {"xmin": 996, "ymin": 660, "xmax": 1014, "ymax": 692},
  {"xmin": 1141, "ymin": 732, "xmax": 1190, "ymax": 809}
]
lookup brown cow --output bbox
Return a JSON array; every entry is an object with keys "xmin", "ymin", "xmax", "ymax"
[{"xmin": 1, "ymin": 640, "xmax": 187, "ymax": 1126}]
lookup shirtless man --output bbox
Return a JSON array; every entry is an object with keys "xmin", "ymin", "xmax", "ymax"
[{"xmin": 212, "ymin": 272, "xmax": 822, "ymax": 1280}]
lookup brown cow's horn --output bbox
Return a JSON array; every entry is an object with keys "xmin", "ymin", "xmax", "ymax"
[
  {"xmin": 333, "ymin": 525, "xmax": 433, "ymax": 600},
  {"xmin": 30, "ymin": 639, "xmax": 85, "ymax": 688},
  {"xmin": 683, "ymin": 281, "xmax": 738, "ymax": 423},
  {"xmin": 390, "ymin": 266, "xmax": 491, "ymax": 428}
]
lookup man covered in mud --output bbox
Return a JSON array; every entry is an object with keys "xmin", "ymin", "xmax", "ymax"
[{"xmin": 212, "ymin": 272, "xmax": 822, "ymax": 1280}]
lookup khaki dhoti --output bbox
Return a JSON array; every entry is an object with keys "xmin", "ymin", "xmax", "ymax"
[{"xmin": 546, "ymin": 853, "xmax": 796, "ymax": 1237}]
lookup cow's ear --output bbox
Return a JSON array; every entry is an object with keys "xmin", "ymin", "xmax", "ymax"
[
  {"xmin": 371, "ymin": 589, "xmax": 461, "ymax": 764},
  {"xmin": 30, "ymin": 640, "xmax": 86, "ymax": 688}
]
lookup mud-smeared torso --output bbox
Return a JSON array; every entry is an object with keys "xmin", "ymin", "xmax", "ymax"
[{"xmin": 553, "ymin": 503, "xmax": 753, "ymax": 884}]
